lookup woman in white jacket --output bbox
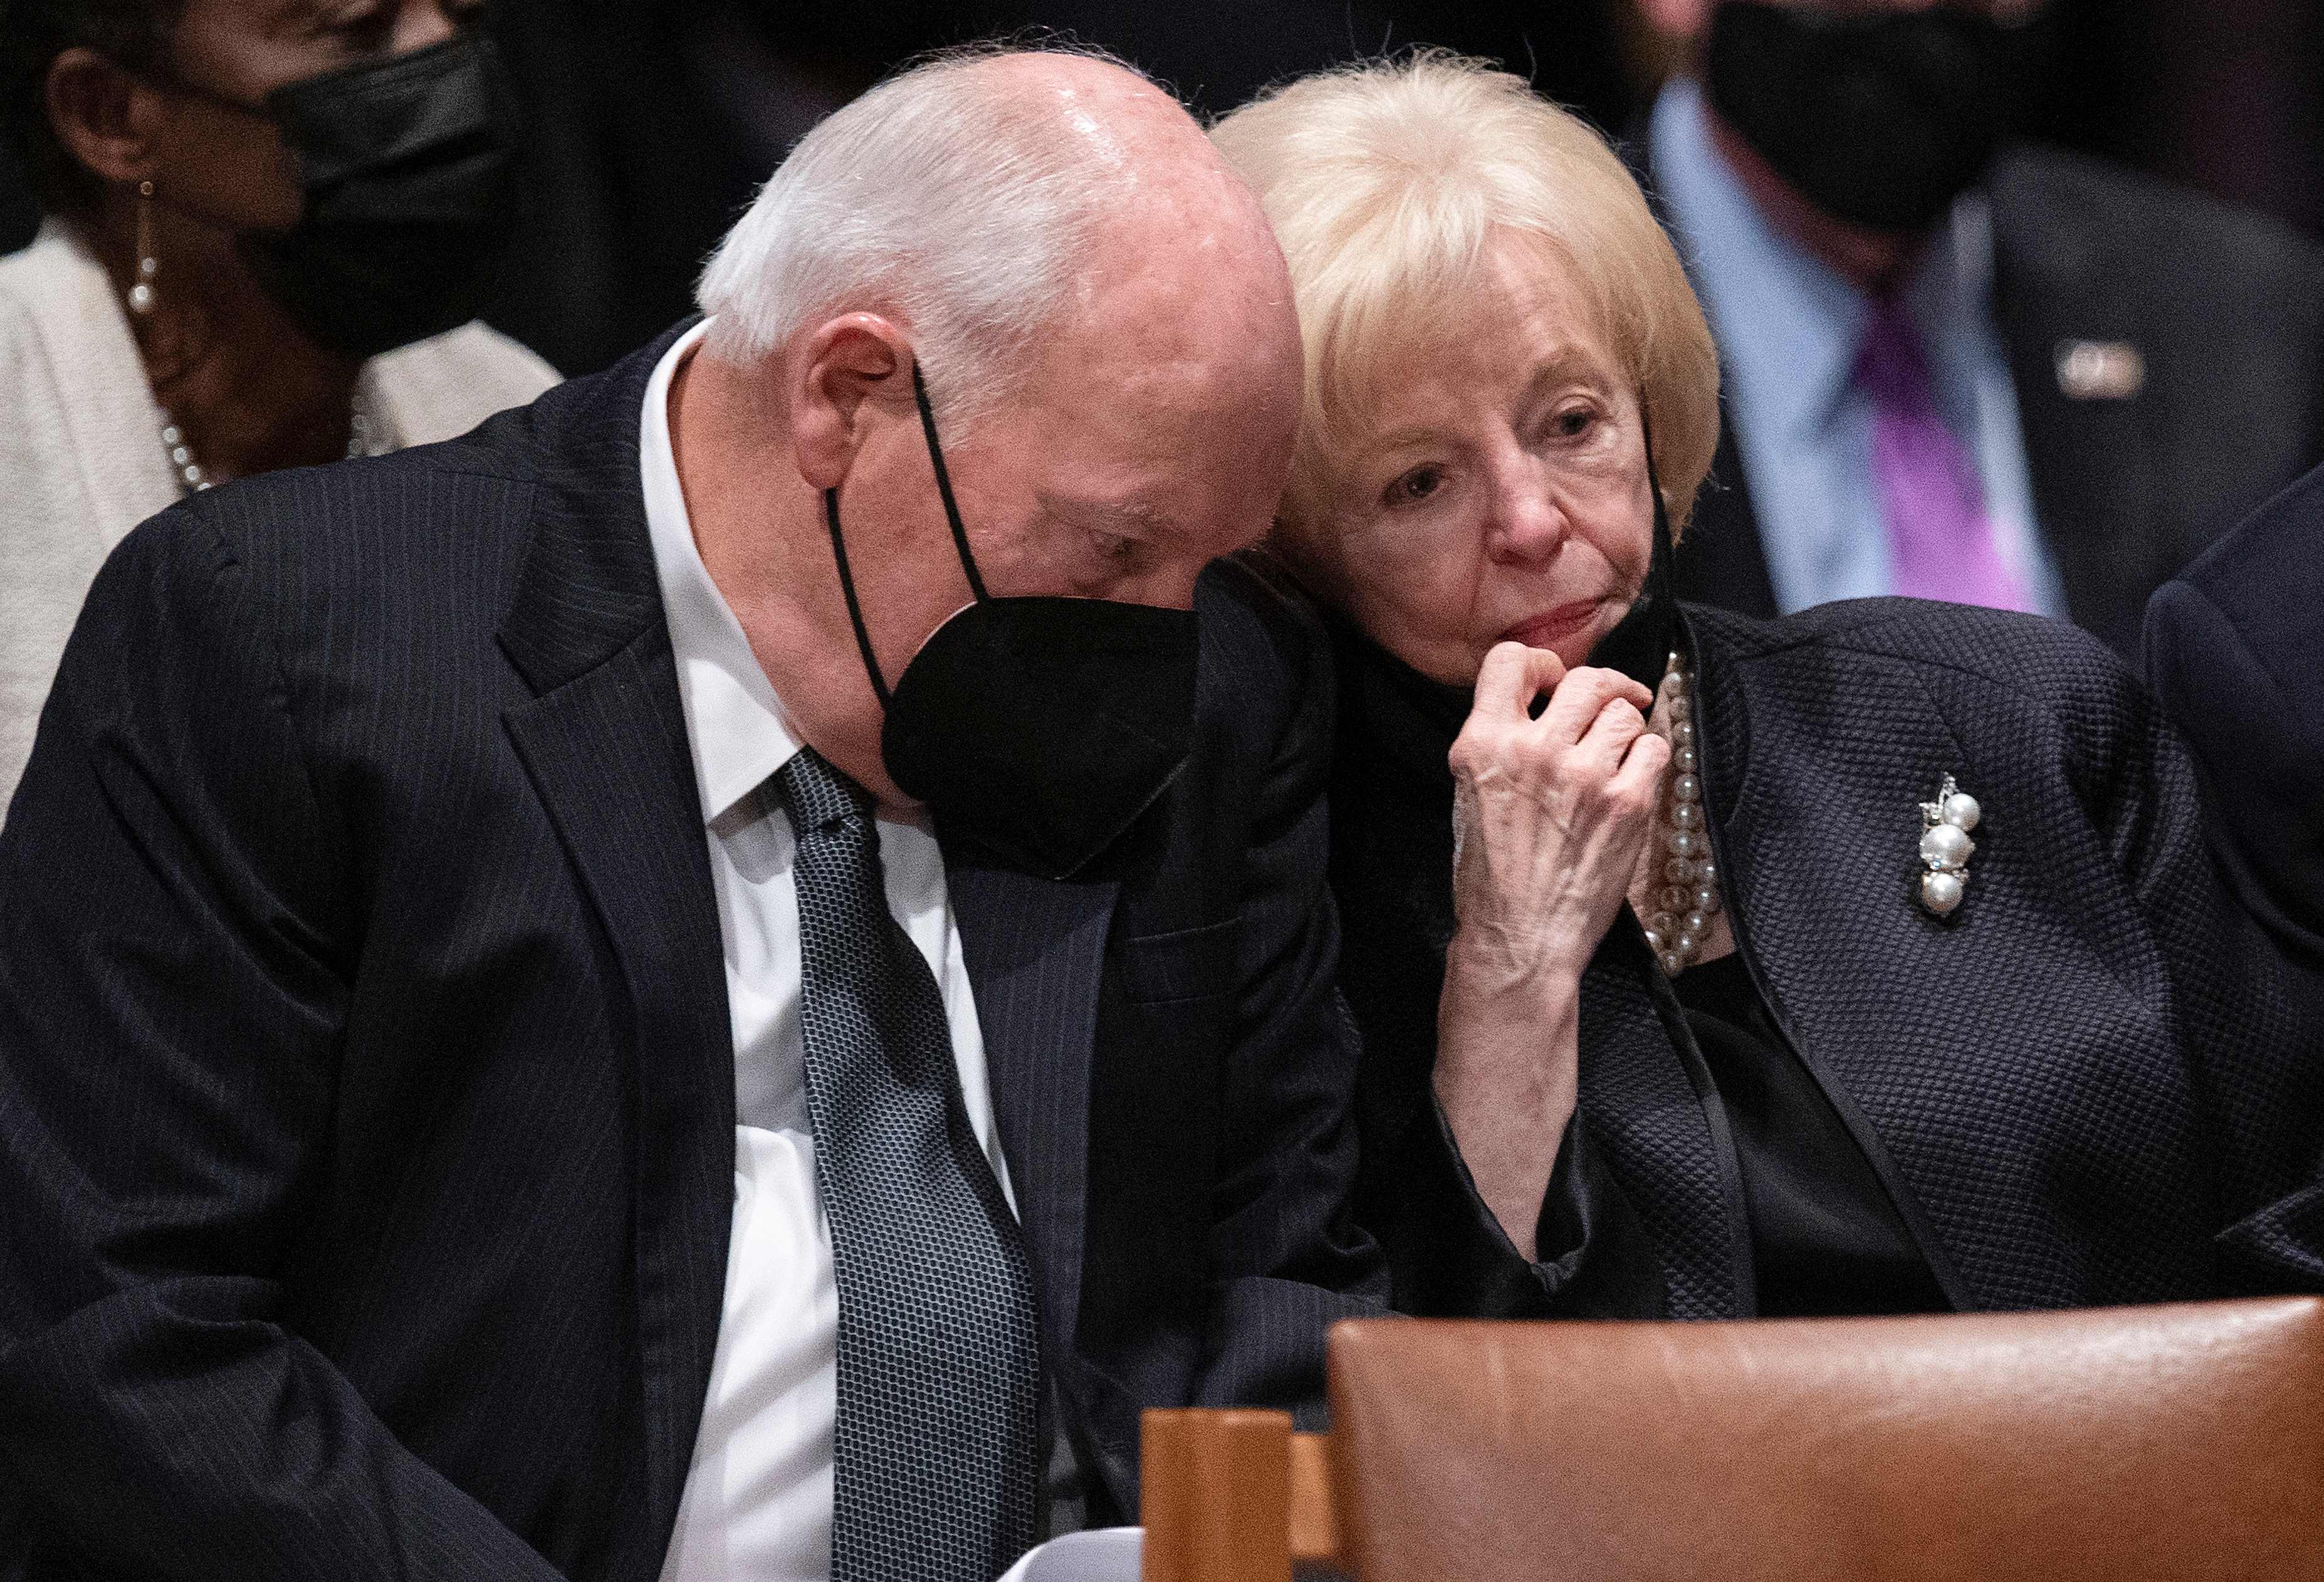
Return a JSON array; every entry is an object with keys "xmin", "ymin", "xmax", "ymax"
[{"xmin": 0, "ymin": 0, "xmax": 558, "ymax": 810}]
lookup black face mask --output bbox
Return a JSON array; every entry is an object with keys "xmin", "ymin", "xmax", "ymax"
[
  {"xmin": 176, "ymin": 36, "xmax": 523, "ymax": 358},
  {"xmin": 1703, "ymin": 1, "xmax": 2009, "ymax": 234},
  {"xmin": 822, "ymin": 368, "xmax": 1198, "ymax": 881}
]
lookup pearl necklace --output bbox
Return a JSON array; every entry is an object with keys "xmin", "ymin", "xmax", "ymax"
[
  {"xmin": 159, "ymin": 395, "xmax": 376, "ymax": 495},
  {"xmin": 1641, "ymin": 649, "xmax": 1723, "ymax": 978}
]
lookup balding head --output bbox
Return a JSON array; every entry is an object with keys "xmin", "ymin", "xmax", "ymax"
[{"xmin": 698, "ymin": 46, "xmax": 1294, "ymax": 436}]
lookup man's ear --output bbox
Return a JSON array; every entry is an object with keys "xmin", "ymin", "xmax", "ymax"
[
  {"xmin": 790, "ymin": 313, "xmax": 916, "ymax": 492},
  {"xmin": 45, "ymin": 46, "xmax": 165, "ymax": 189}
]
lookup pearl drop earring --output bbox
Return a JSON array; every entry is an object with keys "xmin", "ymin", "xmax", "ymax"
[{"xmin": 127, "ymin": 179, "xmax": 157, "ymax": 315}]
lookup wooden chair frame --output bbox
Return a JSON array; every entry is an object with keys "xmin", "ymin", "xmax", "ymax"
[{"xmin": 1141, "ymin": 1410, "xmax": 1336, "ymax": 1582}]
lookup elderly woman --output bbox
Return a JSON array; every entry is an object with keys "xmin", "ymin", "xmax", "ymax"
[
  {"xmin": 1210, "ymin": 55, "xmax": 2324, "ymax": 1319},
  {"xmin": 0, "ymin": 0, "xmax": 557, "ymax": 808}
]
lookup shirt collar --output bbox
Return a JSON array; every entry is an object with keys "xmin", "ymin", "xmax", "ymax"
[
  {"xmin": 1649, "ymin": 78, "xmax": 1989, "ymax": 439},
  {"xmin": 639, "ymin": 318, "xmax": 804, "ymax": 827}
]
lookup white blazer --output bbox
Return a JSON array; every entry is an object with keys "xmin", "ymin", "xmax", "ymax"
[{"xmin": 0, "ymin": 219, "xmax": 560, "ymax": 813}]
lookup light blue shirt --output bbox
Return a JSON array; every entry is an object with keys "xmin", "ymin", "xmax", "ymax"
[{"xmin": 1649, "ymin": 78, "xmax": 2063, "ymax": 616}]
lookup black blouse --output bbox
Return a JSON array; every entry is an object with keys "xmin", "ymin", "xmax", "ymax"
[{"xmin": 1670, "ymin": 953, "xmax": 1949, "ymax": 1317}]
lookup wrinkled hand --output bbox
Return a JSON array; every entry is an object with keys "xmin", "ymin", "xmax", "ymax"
[
  {"xmin": 1433, "ymin": 644, "xmax": 1669, "ymax": 1259},
  {"xmin": 1446, "ymin": 643, "xmax": 1670, "ymax": 988}
]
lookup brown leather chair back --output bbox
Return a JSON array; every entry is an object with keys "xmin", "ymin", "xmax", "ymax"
[{"xmin": 1323, "ymin": 1299, "xmax": 2324, "ymax": 1581}]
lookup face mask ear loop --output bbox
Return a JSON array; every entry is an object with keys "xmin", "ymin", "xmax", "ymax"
[
  {"xmin": 1640, "ymin": 402, "xmax": 1669, "ymax": 548},
  {"xmin": 910, "ymin": 362, "xmax": 990, "ymax": 604},
  {"xmin": 824, "ymin": 486, "xmax": 894, "ymax": 710},
  {"xmin": 1639, "ymin": 400, "xmax": 1678, "ymax": 601}
]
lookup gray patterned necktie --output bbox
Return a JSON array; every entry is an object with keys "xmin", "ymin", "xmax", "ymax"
[{"xmin": 775, "ymin": 746, "xmax": 1044, "ymax": 1582}]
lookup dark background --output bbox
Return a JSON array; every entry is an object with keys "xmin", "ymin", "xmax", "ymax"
[{"xmin": 8, "ymin": 0, "xmax": 2313, "ymax": 377}]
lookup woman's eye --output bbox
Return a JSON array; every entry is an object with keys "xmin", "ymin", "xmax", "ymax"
[
  {"xmin": 1088, "ymin": 530, "xmax": 1136, "ymax": 563},
  {"xmin": 1553, "ymin": 408, "xmax": 1596, "ymax": 440},
  {"xmin": 1383, "ymin": 466, "xmax": 1444, "ymax": 508}
]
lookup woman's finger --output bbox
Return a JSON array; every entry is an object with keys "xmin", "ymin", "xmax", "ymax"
[
  {"xmin": 1574, "ymin": 694, "xmax": 1648, "ymax": 767},
  {"xmin": 1608, "ymin": 721, "xmax": 1672, "ymax": 802},
  {"xmin": 1472, "ymin": 641, "xmax": 1567, "ymax": 721},
  {"xmin": 1538, "ymin": 665, "xmax": 1654, "ymax": 744}
]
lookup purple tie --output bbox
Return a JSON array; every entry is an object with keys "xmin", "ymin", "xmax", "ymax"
[{"xmin": 1857, "ymin": 296, "xmax": 2034, "ymax": 612}]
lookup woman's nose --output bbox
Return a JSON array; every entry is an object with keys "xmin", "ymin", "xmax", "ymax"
[{"xmin": 1484, "ymin": 473, "xmax": 1571, "ymax": 565}]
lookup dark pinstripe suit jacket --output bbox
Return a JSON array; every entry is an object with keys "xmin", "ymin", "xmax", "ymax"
[{"xmin": 0, "ymin": 327, "xmax": 1386, "ymax": 1580}]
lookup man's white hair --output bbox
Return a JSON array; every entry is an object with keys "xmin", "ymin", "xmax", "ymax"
[{"xmin": 696, "ymin": 45, "xmax": 1154, "ymax": 426}]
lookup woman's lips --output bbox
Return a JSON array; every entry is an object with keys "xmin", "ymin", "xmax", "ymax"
[{"xmin": 1498, "ymin": 600, "xmax": 1606, "ymax": 651}]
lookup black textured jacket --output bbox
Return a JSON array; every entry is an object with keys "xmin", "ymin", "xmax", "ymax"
[{"xmin": 1330, "ymin": 597, "xmax": 2324, "ymax": 1319}]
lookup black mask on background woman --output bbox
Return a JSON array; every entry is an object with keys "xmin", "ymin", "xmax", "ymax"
[
  {"xmin": 172, "ymin": 35, "xmax": 523, "ymax": 358},
  {"xmin": 1703, "ymin": 1, "xmax": 2015, "ymax": 234}
]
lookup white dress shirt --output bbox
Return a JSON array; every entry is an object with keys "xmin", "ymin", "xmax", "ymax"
[{"xmin": 643, "ymin": 320, "xmax": 1018, "ymax": 1582}]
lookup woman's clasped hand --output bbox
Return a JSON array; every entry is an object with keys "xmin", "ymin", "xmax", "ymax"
[
  {"xmin": 1436, "ymin": 647, "xmax": 1668, "ymax": 1257},
  {"xmin": 1446, "ymin": 647, "xmax": 1667, "ymax": 990}
]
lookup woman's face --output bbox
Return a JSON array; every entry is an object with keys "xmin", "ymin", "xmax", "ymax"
[
  {"xmin": 147, "ymin": 0, "xmax": 485, "ymax": 232},
  {"xmin": 1299, "ymin": 237, "xmax": 1657, "ymax": 687}
]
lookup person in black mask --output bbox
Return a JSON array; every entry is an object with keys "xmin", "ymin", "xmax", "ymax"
[
  {"xmin": 1212, "ymin": 55, "xmax": 2324, "ymax": 1321},
  {"xmin": 1626, "ymin": 0, "xmax": 2324, "ymax": 661},
  {"xmin": 0, "ymin": 46, "xmax": 1390, "ymax": 1581},
  {"xmin": 0, "ymin": 0, "xmax": 555, "ymax": 812}
]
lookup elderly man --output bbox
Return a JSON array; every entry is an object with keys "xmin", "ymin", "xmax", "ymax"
[
  {"xmin": 1633, "ymin": 0, "xmax": 2324, "ymax": 657},
  {"xmin": 0, "ymin": 48, "xmax": 1383, "ymax": 1582}
]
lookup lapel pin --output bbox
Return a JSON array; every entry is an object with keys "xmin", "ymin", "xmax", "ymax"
[
  {"xmin": 1917, "ymin": 775, "xmax": 1981, "ymax": 917},
  {"xmin": 2054, "ymin": 340, "xmax": 2145, "ymax": 401}
]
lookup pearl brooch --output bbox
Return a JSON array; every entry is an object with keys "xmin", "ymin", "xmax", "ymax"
[
  {"xmin": 1642, "ymin": 650, "xmax": 1723, "ymax": 978},
  {"xmin": 1916, "ymin": 774, "xmax": 1981, "ymax": 916}
]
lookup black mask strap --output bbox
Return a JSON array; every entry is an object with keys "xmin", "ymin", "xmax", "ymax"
[
  {"xmin": 911, "ymin": 363, "xmax": 989, "ymax": 603},
  {"xmin": 824, "ymin": 362, "xmax": 993, "ymax": 712},
  {"xmin": 1643, "ymin": 404, "xmax": 1680, "ymax": 579},
  {"xmin": 1582, "ymin": 402, "xmax": 1683, "ymax": 691},
  {"xmin": 825, "ymin": 486, "xmax": 893, "ymax": 710}
]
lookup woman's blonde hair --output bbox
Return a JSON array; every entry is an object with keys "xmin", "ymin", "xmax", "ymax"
[{"xmin": 1210, "ymin": 51, "xmax": 1721, "ymax": 537}]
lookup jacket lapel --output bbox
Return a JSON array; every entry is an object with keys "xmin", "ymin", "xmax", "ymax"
[
  {"xmin": 1686, "ymin": 607, "xmax": 2163, "ymax": 1312},
  {"xmin": 1579, "ymin": 927, "xmax": 1754, "ymax": 1319},
  {"xmin": 496, "ymin": 328, "xmax": 735, "ymax": 1561},
  {"xmin": 945, "ymin": 856, "xmax": 1118, "ymax": 1362},
  {"xmin": 1989, "ymin": 155, "xmax": 2166, "ymax": 658}
]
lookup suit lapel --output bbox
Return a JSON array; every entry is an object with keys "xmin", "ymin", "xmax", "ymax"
[
  {"xmin": 496, "ymin": 328, "xmax": 735, "ymax": 1560},
  {"xmin": 1989, "ymin": 157, "xmax": 2167, "ymax": 657},
  {"xmin": 946, "ymin": 856, "xmax": 1118, "ymax": 1361}
]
